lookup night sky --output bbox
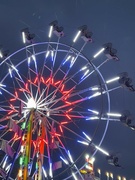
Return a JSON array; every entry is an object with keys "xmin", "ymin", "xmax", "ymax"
[{"xmin": 0, "ymin": 0, "xmax": 135, "ymax": 179}]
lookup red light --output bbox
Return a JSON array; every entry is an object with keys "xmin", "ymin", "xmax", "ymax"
[
  {"xmin": 10, "ymin": 98, "xmax": 16, "ymax": 101},
  {"xmin": 65, "ymin": 101, "xmax": 72, "ymax": 105},
  {"xmin": 46, "ymin": 78, "xmax": 50, "ymax": 83},
  {"xmin": 61, "ymin": 84, "xmax": 65, "ymax": 92},
  {"xmin": 66, "ymin": 108, "xmax": 73, "ymax": 113},
  {"xmin": 59, "ymin": 125, "xmax": 63, "ymax": 133},
  {"xmin": 15, "ymin": 91, "xmax": 18, "ymax": 98},
  {"xmin": 55, "ymin": 133, "xmax": 61, "ymax": 137},
  {"xmin": 25, "ymin": 83, "xmax": 28, "ymax": 90},
  {"xmin": 8, "ymin": 110, "xmax": 14, "ymax": 115},
  {"xmin": 51, "ymin": 137, "xmax": 54, "ymax": 143},
  {"xmin": 34, "ymin": 77, "xmax": 38, "ymax": 84},
  {"xmin": 61, "ymin": 121, "xmax": 68, "ymax": 124},
  {"xmin": 66, "ymin": 114, "xmax": 71, "ymax": 120},
  {"xmin": 51, "ymin": 78, "xmax": 54, "ymax": 84},
  {"xmin": 19, "ymin": 88, "xmax": 24, "ymax": 92},
  {"xmin": 32, "ymin": 141, "xmax": 36, "ymax": 149},
  {"xmin": 54, "ymin": 81, "xmax": 61, "ymax": 85},
  {"xmin": 41, "ymin": 77, "xmax": 45, "ymax": 83},
  {"xmin": 43, "ymin": 139, "xmax": 47, "ymax": 144}
]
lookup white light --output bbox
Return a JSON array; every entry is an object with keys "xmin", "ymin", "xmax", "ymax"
[
  {"xmin": 83, "ymin": 69, "xmax": 89, "ymax": 76},
  {"xmin": 88, "ymin": 92, "xmax": 101, "ymax": 99},
  {"xmin": 107, "ymin": 113, "xmax": 122, "ymax": 117},
  {"xmin": 93, "ymin": 48, "xmax": 105, "ymax": 58},
  {"xmin": 22, "ymin": 32, "xmax": 26, "ymax": 44},
  {"xmin": 8, "ymin": 68, "xmax": 12, "ymax": 78},
  {"xmin": 91, "ymin": 157, "xmax": 95, "ymax": 163},
  {"xmin": 97, "ymin": 169, "xmax": 101, "ymax": 174},
  {"xmin": 70, "ymin": 57, "xmax": 75, "ymax": 67},
  {"xmin": 110, "ymin": 173, "xmax": 113, "ymax": 178},
  {"xmin": 49, "ymin": 163, "xmax": 53, "ymax": 178},
  {"xmin": 20, "ymin": 145, "xmax": 24, "ymax": 153},
  {"xmin": 86, "ymin": 116, "xmax": 99, "ymax": 120},
  {"xmin": 73, "ymin": 30, "xmax": 81, "ymax": 43},
  {"xmin": 28, "ymin": 57, "xmax": 31, "ymax": 65},
  {"xmin": 95, "ymin": 146, "xmax": 109, "ymax": 156},
  {"xmin": 81, "ymin": 66, "xmax": 87, "ymax": 71},
  {"xmin": 47, "ymin": 111, "xmax": 50, "ymax": 117},
  {"xmin": 27, "ymin": 98, "xmax": 36, "ymax": 109},
  {"xmin": 101, "ymin": 117, "xmax": 120, "ymax": 121},
  {"xmin": 42, "ymin": 167, "xmax": 47, "ymax": 178},
  {"xmin": 106, "ymin": 76, "xmax": 120, "ymax": 84},
  {"xmin": 83, "ymin": 132, "xmax": 92, "ymax": 141},
  {"xmin": 60, "ymin": 156, "xmax": 69, "ymax": 165},
  {"xmin": 2, "ymin": 156, "xmax": 8, "ymax": 169},
  {"xmin": 118, "ymin": 176, "xmax": 121, "ymax": 180},
  {"xmin": 63, "ymin": 55, "xmax": 71, "ymax": 65},
  {"xmin": 11, "ymin": 65, "xmax": 18, "ymax": 72},
  {"xmin": 0, "ymin": 83, "xmax": 6, "ymax": 87},
  {"xmin": 18, "ymin": 169, "xmax": 22, "ymax": 177},
  {"xmin": 0, "ymin": 51, "xmax": 3, "ymax": 58},
  {"xmin": 71, "ymin": 56, "xmax": 75, "ymax": 63},
  {"xmin": 72, "ymin": 172, "xmax": 78, "ymax": 180},
  {"xmin": 5, "ymin": 163, "xmax": 12, "ymax": 173},
  {"xmin": 106, "ymin": 172, "xmax": 109, "ymax": 177},
  {"xmin": 85, "ymin": 154, "xmax": 90, "ymax": 160},
  {"xmin": 49, "ymin": 25, "xmax": 53, "ymax": 38},
  {"xmin": 66, "ymin": 55, "xmax": 71, "ymax": 61},
  {"xmin": 91, "ymin": 87, "xmax": 99, "ymax": 91},
  {"xmin": 77, "ymin": 140, "xmax": 89, "ymax": 146},
  {"xmin": 46, "ymin": 50, "xmax": 50, "ymax": 58},
  {"xmin": 32, "ymin": 55, "xmax": 36, "ymax": 61},
  {"xmin": 86, "ymin": 165, "xmax": 92, "ymax": 170},
  {"xmin": 51, "ymin": 50, "xmax": 54, "ymax": 57},
  {"xmin": 68, "ymin": 150, "xmax": 74, "ymax": 163},
  {"xmin": 88, "ymin": 109, "xmax": 99, "ymax": 115}
]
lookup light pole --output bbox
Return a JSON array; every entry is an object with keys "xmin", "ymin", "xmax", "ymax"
[
  {"xmin": 110, "ymin": 173, "xmax": 113, "ymax": 180},
  {"xmin": 97, "ymin": 169, "xmax": 101, "ymax": 179},
  {"xmin": 106, "ymin": 172, "xmax": 109, "ymax": 180},
  {"xmin": 118, "ymin": 176, "xmax": 121, "ymax": 180}
]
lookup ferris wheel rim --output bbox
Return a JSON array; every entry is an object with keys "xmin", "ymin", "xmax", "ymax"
[{"xmin": 0, "ymin": 40, "xmax": 111, "ymax": 179}]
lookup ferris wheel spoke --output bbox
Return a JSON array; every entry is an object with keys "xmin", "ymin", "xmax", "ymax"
[
  {"xmin": 51, "ymin": 112, "xmax": 87, "ymax": 120},
  {"xmin": 50, "ymin": 94, "xmax": 97, "ymax": 112},
  {"xmin": 5, "ymin": 60, "xmax": 25, "ymax": 85},
  {"xmin": 45, "ymin": 120, "xmax": 88, "ymax": 176},
  {"xmin": 14, "ymin": 76, "xmax": 32, "ymax": 101},
  {"xmin": 43, "ymin": 41, "xmax": 62, "ymax": 99},
  {"xmin": 44, "ymin": 70, "xmax": 102, "ymax": 113},
  {"xmin": 37, "ymin": 82, "xmax": 95, "ymax": 111},
  {"xmin": 48, "ymin": 42, "xmax": 87, "ymax": 102},
  {"xmin": 31, "ymin": 45, "xmax": 38, "ymax": 74},
  {"xmin": 52, "ymin": 41, "xmax": 87, "ymax": 79},
  {"xmin": 64, "ymin": 62, "xmax": 90, "ymax": 84},
  {"xmin": 0, "ymin": 86, "xmax": 26, "ymax": 105},
  {"xmin": 52, "ymin": 37, "xmax": 61, "ymax": 68},
  {"xmin": 45, "ymin": 114, "xmax": 89, "ymax": 143},
  {"xmin": 79, "ymin": 58, "xmax": 109, "ymax": 85},
  {"xmin": 24, "ymin": 48, "xmax": 37, "ymax": 99}
]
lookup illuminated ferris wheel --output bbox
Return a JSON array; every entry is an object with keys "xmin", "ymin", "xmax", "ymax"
[{"xmin": 0, "ymin": 21, "xmax": 133, "ymax": 180}]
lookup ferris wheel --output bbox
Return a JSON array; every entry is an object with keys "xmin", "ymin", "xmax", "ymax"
[{"xmin": 0, "ymin": 21, "xmax": 131, "ymax": 180}]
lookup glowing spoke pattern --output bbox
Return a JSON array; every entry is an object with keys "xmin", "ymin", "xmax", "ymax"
[{"xmin": 0, "ymin": 30, "xmax": 121, "ymax": 179}]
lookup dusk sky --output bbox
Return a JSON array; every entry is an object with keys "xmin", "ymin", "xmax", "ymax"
[{"xmin": 0, "ymin": 1, "xmax": 135, "ymax": 179}]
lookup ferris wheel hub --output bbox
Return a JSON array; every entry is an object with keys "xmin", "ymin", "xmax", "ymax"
[{"xmin": 27, "ymin": 97, "xmax": 37, "ymax": 109}]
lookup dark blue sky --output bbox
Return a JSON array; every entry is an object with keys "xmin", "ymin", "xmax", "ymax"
[{"xmin": 0, "ymin": 0, "xmax": 135, "ymax": 179}]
